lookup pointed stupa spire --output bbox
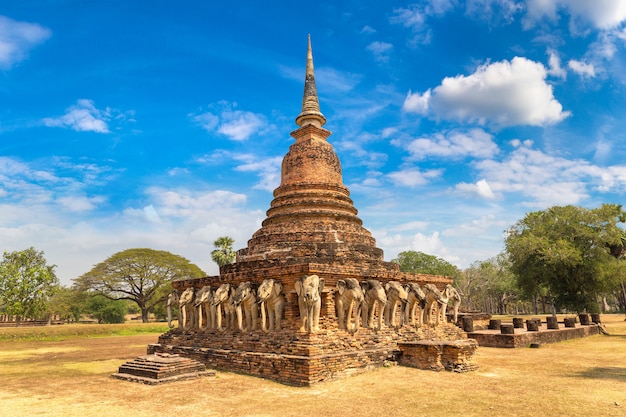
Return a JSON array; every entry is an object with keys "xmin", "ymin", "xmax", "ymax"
[{"xmin": 295, "ymin": 35, "xmax": 326, "ymax": 128}]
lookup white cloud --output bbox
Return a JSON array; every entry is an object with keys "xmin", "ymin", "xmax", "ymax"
[
  {"xmin": 361, "ymin": 25, "xmax": 376, "ymax": 34},
  {"xmin": 465, "ymin": 0, "xmax": 524, "ymax": 25},
  {"xmin": 525, "ymin": 0, "xmax": 626, "ymax": 30},
  {"xmin": 56, "ymin": 195, "xmax": 105, "ymax": 212},
  {"xmin": 43, "ymin": 99, "xmax": 111, "ymax": 133},
  {"xmin": 367, "ymin": 41, "xmax": 393, "ymax": 63},
  {"xmin": 191, "ymin": 102, "xmax": 269, "ymax": 141},
  {"xmin": 404, "ymin": 57, "xmax": 571, "ymax": 127},
  {"xmin": 568, "ymin": 59, "xmax": 596, "ymax": 78},
  {"xmin": 402, "ymin": 89, "xmax": 430, "ymax": 114},
  {"xmin": 233, "ymin": 155, "xmax": 282, "ymax": 192},
  {"xmin": 455, "ymin": 179, "xmax": 497, "ymax": 199},
  {"xmin": 0, "ymin": 16, "xmax": 51, "ymax": 69},
  {"xmin": 401, "ymin": 128, "xmax": 499, "ymax": 160},
  {"xmin": 390, "ymin": 5, "xmax": 427, "ymax": 30},
  {"xmin": 474, "ymin": 141, "xmax": 626, "ymax": 207},
  {"xmin": 390, "ymin": 1, "xmax": 456, "ymax": 44},
  {"xmin": 547, "ymin": 50, "xmax": 567, "ymax": 79},
  {"xmin": 387, "ymin": 168, "xmax": 442, "ymax": 187}
]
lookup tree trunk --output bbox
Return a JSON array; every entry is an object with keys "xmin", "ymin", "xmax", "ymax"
[
  {"xmin": 621, "ymin": 281, "xmax": 626, "ymax": 318},
  {"xmin": 141, "ymin": 308, "xmax": 150, "ymax": 323}
]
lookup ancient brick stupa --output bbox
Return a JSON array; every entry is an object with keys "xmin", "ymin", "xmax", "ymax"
[{"xmin": 149, "ymin": 37, "xmax": 475, "ymax": 385}]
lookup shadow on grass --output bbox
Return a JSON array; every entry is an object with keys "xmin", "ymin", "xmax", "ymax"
[{"xmin": 572, "ymin": 367, "xmax": 626, "ymax": 382}]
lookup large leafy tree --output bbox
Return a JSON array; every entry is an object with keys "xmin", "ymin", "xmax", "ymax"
[
  {"xmin": 0, "ymin": 247, "xmax": 59, "ymax": 325},
  {"xmin": 461, "ymin": 254, "xmax": 520, "ymax": 314},
  {"xmin": 391, "ymin": 250, "xmax": 459, "ymax": 278},
  {"xmin": 211, "ymin": 236, "xmax": 236, "ymax": 267},
  {"xmin": 505, "ymin": 204, "xmax": 626, "ymax": 313},
  {"xmin": 74, "ymin": 248, "xmax": 205, "ymax": 322}
]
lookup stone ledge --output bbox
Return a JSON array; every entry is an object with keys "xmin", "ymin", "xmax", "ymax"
[
  {"xmin": 468, "ymin": 324, "xmax": 600, "ymax": 348},
  {"xmin": 397, "ymin": 339, "xmax": 479, "ymax": 373},
  {"xmin": 111, "ymin": 370, "xmax": 215, "ymax": 385}
]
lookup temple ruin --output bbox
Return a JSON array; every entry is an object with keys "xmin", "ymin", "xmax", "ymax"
[{"xmin": 147, "ymin": 36, "xmax": 477, "ymax": 385}]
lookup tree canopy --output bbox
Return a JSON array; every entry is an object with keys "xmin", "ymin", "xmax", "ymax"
[
  {"xmin": 211, "ymin": 236, "xmax": 236, "ymax": 267},
  {"xmin": 0, "ymin": 247, "xmax": 59, "ymax": 324},
  {"xmin": 505, "ymin": 204, "xmax": 626, "ymax": 312},
  {"xmin": 461, "ymin": 253, "xmax": 519, "ymax": 314},
  {"xmin": 73, "ymin": 248, "xmax": 205, "ymax": 322},
  {"xmin": 391, "ymin": 250, "xmax": 459, "ymax": 278}
]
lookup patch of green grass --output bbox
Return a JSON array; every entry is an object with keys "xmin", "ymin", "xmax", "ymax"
[{"xmin": 0, "ymin": 323, "xmax": 169, "ymax": 342}]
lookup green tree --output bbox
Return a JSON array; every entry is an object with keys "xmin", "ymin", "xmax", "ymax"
[
  {"xmin": 46, "ymin": 286, "xmax": 87, "ymax": 323},
  {"xmin": 505, "ymin": 204, "xmax": 626, "ymax": 313},
  {"xmin": 211, "ymin": 236, "xmax": 236, "ymax": 267},
  {"xmin": 84, "ymin": 294, "xmax": 127, "ymax": 324},
  {"xmin": 74, "ymin": 248, "xmax": 205, "ymax": 322},
  {"xmin": 462, "ymin": 254, "xmax": 521, "ymax": 314},
  {"xmin": 391, "ymin": 251, "xmax": 459, "ymax": 278},
  {"xmin": 0, "ymin": 247, "xmax": 59, "ymax": 325}
]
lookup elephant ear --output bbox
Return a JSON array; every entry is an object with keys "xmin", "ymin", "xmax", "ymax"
[
  {"xmin": 318, "ymin": 278, "xmax": 325, "ymax": 295},
  {"xmin": 273, "ymin": 281, "xmax": 283, "ymax": 297},
  {"xmin": 337, "ymin": 279, "xmax": 346, "ymax": 295},
  {"xmin": 294, "ymin": 278, "xmax": 303, "ymax": 296}
]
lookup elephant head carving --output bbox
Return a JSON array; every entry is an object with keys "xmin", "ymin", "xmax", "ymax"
[
  {"xmin": 360, "ymin": 279, "xmax": 387, "ymax": 331},
  {"xmin": 384, "ymin": 281, "xmax": 408, "ymax": 328},
  {"xmin": 336, "ymin": 278, "xmax": 364, "ymax": 334},
  {"xmin": 423, "ymin": 283, "xmax": 448, "ymax": 326},
  {"xmin": 443, "ymin": 284, "xmax": 462, "ymax": 324},
  {"xmin": 212, "ymin": 283, "xmax": 236, "ymax": 332},
  {"xmin": 194, "ymin": 286, "xmax": 215, "ymax": 330},
  {"xmin": 294, "ymin": 274, "xmax": 325, "ymax": 333},
  {"xmin": 178, "ymin": 287, "xmax": 197, "ymax": 331},
  {"xmin": 166, "ymin": 289, "xmax": 180, "ymax": 329},
  {"xmin": 404, "ymin": 282, "xmax": 426, "ymax": 327},
  {"xmin": 257, "ymin": 279, "xmax": 285, "ymax": 333},
  {"xmin": 233, "ymin": 282, "xmax": 259, "ymax": 332}
]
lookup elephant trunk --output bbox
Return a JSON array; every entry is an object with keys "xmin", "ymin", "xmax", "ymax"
[
  {"xmin": 236, "ymin": 304, "xmax": 245, "ymax": 332},
  {"xmin": 182, "ymin": 306, "xmax": 188, "ymax": 330},
  {"xmin": 361, "ymin": 301, "xmax": 369, "ymax": 329},
  {"xmin": 260, "ymin": 300, "xmax": 269, "ymax": 333},
  {"xmin": 216, "ymin": 304, "xmax": 225, "ymax": 332},
  {"xmin": 197, "ymin": 305, "xmax": 204, "ymax": 329},
  {"xmin": 167, "ymin": 305, "xmax": 174, "ymax": 329},
  {"xmin": 306, "ymin": 303, "xmax": 313, "ymax": 333}
]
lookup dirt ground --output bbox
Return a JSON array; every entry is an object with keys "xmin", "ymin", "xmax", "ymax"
[{"xmin": 1, "ymin": 315, "xmax": 625, "ymax": 417}]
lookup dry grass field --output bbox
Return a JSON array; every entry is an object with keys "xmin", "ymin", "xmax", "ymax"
[{"xmin": 1, "ymin": 316, "xmax": 625, "ymax": 417}]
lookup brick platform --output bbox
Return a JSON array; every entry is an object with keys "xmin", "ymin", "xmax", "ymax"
[
  {"xmin": 468, "ymin": 323, "xmax": 600, "ymax": 348},
  {"xmin": 150, "ymin": 323, "xmax": 469, "ymax": 386},
  {"xmin": 112, "ymin": 353, "xmax": 215, "ymax": 385}
]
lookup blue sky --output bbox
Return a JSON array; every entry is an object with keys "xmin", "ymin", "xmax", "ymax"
[{"xmin": 2, "ymin": 1, "xmax": 626, "ymax": 286}]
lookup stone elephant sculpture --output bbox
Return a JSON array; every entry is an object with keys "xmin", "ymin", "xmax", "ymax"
[
  {"xmin": 336, "ymin": 278, "xmax": 365, "ymax": 333},
  {"xmin": 423, "ymin": 283, "xmax": 448, "ymax": 326},
  {"xmin": 294, "ymin": 274, "xmax": 325, "ymax": 333},
  {"xmin": 212, "ymin": 283, "xmax": 236, "ymax": 332},
  {"xmin": 233, "ymin": 281, "xmax": 259, "ymax": 332},
  {"xmin": 360, "ymin": 279, "xmax": 387, "ymax": 331},
  {"xmin": 166, "ymin": 289, "xmax": 180, "ymax": 329},
  {"xmin": 256, "ymin": 279, "xmax": 285, "ymax": 333},
  {"xmin": 194, "ymin": 285, "xmax": 215, "ymax": 330},
  {"xmin": 404, "ymin": 282, "xmax": 426, "ymax": 327},
  {"xmin": 384, "ymin": 281, "xmax": 408, "ymax": 328},
  {"xmin": 444, "ymin": 285, "xmax": 462, "ymax": 324},
  {"xmin": 179, "ymin": 287, "xmax": 197, "ymax": 331}
]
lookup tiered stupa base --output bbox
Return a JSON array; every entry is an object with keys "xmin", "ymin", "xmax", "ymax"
[
  {"xmin": 148, "ymin": 262, "xmax": 475, "ymax": 386},
  {"xmin": 112, "ymin": 352, "xmax": 215, "ymax": 385}
]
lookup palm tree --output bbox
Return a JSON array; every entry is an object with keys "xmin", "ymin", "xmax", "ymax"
[{"xmin": 211, "ymin": 236, "xmax": 236, "ymax": 267}]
